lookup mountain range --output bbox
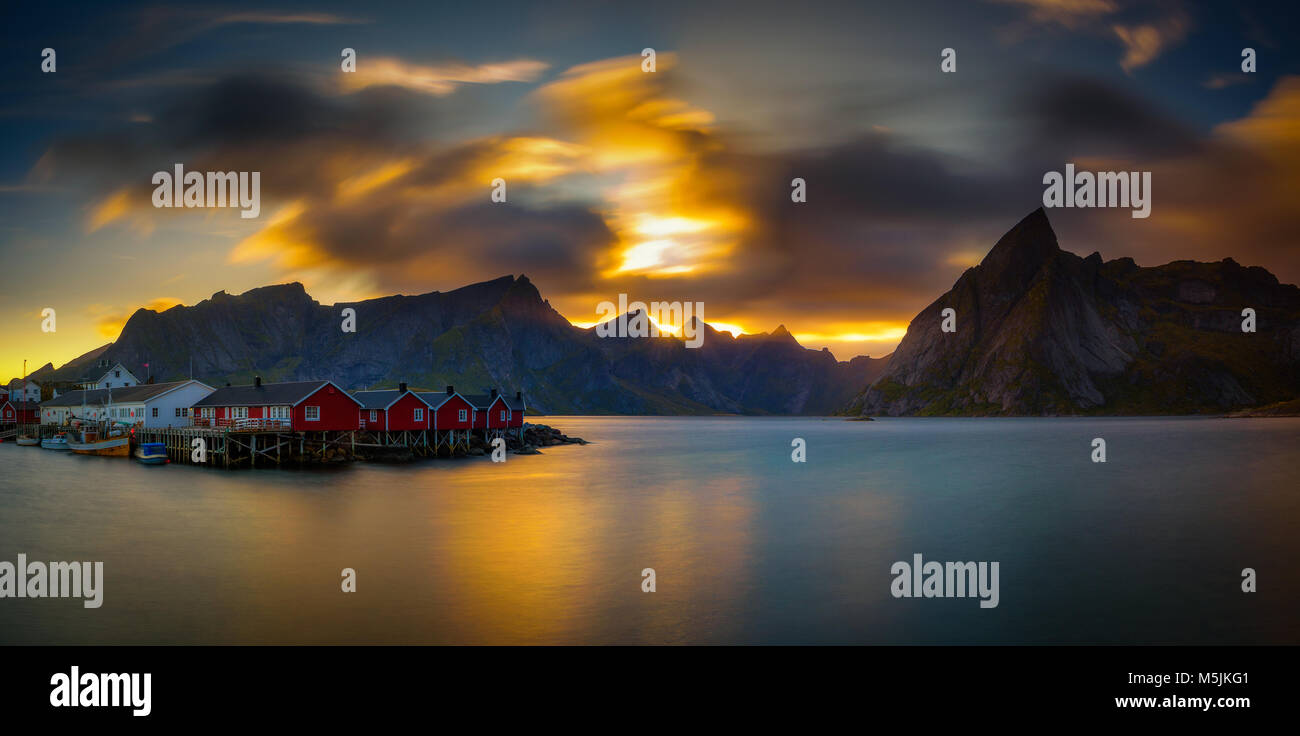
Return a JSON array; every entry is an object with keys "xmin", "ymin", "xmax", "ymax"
[
  {"xmin": 21, "ymin": 208, "xmax": 1299, "ymax": 416},
  {"xmin": 26, "ymin": 276, "xmax": 887, "ymax": 415},
  {"xmin": 844, "ymin": 208, "xmax": 1300, "ymax": 416}
]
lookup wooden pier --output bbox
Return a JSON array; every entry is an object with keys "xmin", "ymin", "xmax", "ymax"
[
  {"xmin": 13, "ymin": 420, "xmax": 531, "ymax": 469},
  {"xmin": 133, "ymin": 426, "xmax": 360, "ymax": 468}
]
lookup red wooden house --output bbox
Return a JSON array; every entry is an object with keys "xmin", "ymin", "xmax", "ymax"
[
  {"xmin": 417, "ymin": 386, "xmax": 476, "ymax": 431},
  {"xmin": 190, "ymin": 377, "xmax": 362, "ymax": 431},
  {"xmin": 354, "ymin": 383, "xmax": 432, "ymax": 431},
  {"xmin": 466, "ymin": 389, "xmax": 511, "ymax": 430},
  {"xmin": 506, "ymin": 391, "xmax": 526, "ymax": 428},
  {"xmin": 1, "ymin": 399, "xmax": 39, "ymax": 424}
]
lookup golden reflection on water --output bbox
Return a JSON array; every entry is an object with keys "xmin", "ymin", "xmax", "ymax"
[{"xmin": 417, "ymin": 446, "xmax": 759, "ymax": 644}]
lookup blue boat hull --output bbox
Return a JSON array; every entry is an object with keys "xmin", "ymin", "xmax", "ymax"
[{"xmin": 134, "ymin": 444, "xmax": 168, "ymax": 464}]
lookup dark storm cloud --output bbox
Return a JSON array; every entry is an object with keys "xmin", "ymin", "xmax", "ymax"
[
  {"xmin": 1017, "ymin": 74, "xmax": 1204, "ymax": 160},
  {"xmin": 156, "ymin": 75, "xmax": 413, "ymax": 148}
]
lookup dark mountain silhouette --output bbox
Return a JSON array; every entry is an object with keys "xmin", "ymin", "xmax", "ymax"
[
  {"xmin": 845, "ymin": 208, "xmax": 1300, "ymax": 416},
  {"xmin": 36, "ymin": 276, "xmax": 887, "ymax": 415}
]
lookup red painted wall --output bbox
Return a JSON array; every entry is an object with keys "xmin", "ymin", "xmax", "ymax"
[
  {"xmin": 386, "ymin": 393, "xmax": 429, "ymax": 431},
  {"xmin": 477, "ymin": 397, "xmax": 509, "ymax": 429},
  {"xmin": 433, "ymin": 394, "xmax": 474, "ymax": 430},
  {"xmin": 2, "ymin": 403, "xmax": 38, "ymax": 423},
  {"xmin": 492, "ymin": 397, "xmax": 511, "ymax": 428},
  {"xmin": 359, "ymin": 407, "xmax": 385, "ymax": 429},
  {"xmin": 292, "ymin": 384, "xmax": 360, "ymax": 431}
]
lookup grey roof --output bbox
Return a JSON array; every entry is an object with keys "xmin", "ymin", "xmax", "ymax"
[
  {"xmin": 414, "ymin": 391, "xmax": 459, "ymax": 410},
  {"xmin": 464, "ymin": 393, "xmax": 500, "ymax": 409},
  {"xmin": 41, "ymin": 381, "xmax": 203, "ymax": 408},
  {"xmin": 353, "ymin": 390, "xmax": 399, "ymax": 410},
  {"xmin": 4, "ymin": 400, "xmax": 39, "ymax": 410},
  {"xmin": 351, "ymin": 389, "xmax": 432, "ymax": 410},
  {"xmin": 192, "ymin": 380, "xmax": 359, "ymax": 408},
  {"xmin": 505, "ymin": 395, "xmax": 525, "ymax": 411}
]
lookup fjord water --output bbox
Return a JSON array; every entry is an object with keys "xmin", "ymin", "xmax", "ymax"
[{"xmin": 1, "ymin": 417, "xmax": 1296, "ymax": 645}]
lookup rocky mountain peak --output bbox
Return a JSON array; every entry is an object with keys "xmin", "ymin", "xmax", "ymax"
[
  {"xmin": 844, "ymin": 208, "xmax": 1300, "ymax": 416},
  {"xmin": 975, "ymin": 207, "xmax": 1061, "ymax": 292}
]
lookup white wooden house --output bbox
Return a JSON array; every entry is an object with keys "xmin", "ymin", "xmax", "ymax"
[{"xmin": 41, "ymin": 380, "xmax": 214, "ymax": 428}]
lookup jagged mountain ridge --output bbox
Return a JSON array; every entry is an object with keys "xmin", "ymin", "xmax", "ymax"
[
  {"xmin": 845, "ymin": 208, "xmax": 1300, "ymax": 416},
  {"xmin": 39, "ymin": 276, "xmax": 887, "ymax": 415}
]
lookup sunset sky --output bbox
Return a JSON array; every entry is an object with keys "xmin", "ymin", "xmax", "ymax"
[{"xmin": 2, "ymin": 0, "xmax": 1298, "ymax": 381}]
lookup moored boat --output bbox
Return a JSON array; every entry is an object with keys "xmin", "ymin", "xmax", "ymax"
[
  {"xmin": 134, "ymin": 442, "xmax": 168, "ymax": 464},
  {"xmin": 68, "ymin": 428, "xmax": 130, "ymax": 457},
  {"xmin": 41, "ymin": 432, "xmax": 70, "ymax": 450},
  {"xmin": 16, "ymin": 436, "xmax": 39, "ymax": 446}
]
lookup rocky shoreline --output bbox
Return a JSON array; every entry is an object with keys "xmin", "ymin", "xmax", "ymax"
[
  {"xmin": 469, "ymin": 422, "xmax": 588, "ymax": 456},
  {"xmin": 1224, "ymin": 398, "xmax": 1300, "ymax": 418}
]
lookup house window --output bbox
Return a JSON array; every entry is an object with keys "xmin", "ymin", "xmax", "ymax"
[
  {"xmin": 414, "ymin": 408, "xmax": 423, "ymax": 422},
  {"xmin": 305, "ymin": 406, "xmax": 320, "ymax": 421},
  {"xmin": 458, "ymin": 409, "xmax": 467, "ymax": 422},
  {"xmin": 232, "ymin": 407, "xmax": 248, "ymax": 419},
  {"xmin": 152, "ymin": 407, "xmax": 158, "ymax": 417},
  {"xmin": 115, "ymin": 370, "xmax": 120, "ymax": 378},
  {"xmin": 370, "ymin": 410, "xmax": 378, "ymax": 422},
  {"xmin": 175, "ymin": 408, "xmax": 181, "ymax": 417},
  {"xmin": 500, "ymin": 409, "xmax": 506, "ymax": 422}
]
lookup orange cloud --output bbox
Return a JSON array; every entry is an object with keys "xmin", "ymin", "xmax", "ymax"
[
  {"xmin": 87, "ymin": 190, "xmax": 131, "ymax": 232},
  {"xmin": 341, "ymin": 57, "xmax": 549, "ymax": 96},
  {"xmin": 994, "ymin": 0, "xmax": 1118, "ymax": 29},
  {"xmin": 1112, "ymin": 13, "xmax": 1189, "ymax": 73}
]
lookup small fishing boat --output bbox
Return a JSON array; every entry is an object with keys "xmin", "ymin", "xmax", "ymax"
[
  {"xmin": 16, "ymin": 436, "xmax": 39, "ymax": 446},
  {"xmin": 68, "ymin": 428, "xmax": 130, "ymax": 457},
  {"xmin": 41, "ymin": 432, "xmax": 70, "ymax": 450},
  {"xmin": 134, "ymin": 442, "xmax": 168, "ymax": 465}
]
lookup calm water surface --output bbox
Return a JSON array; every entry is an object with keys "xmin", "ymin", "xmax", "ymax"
[{"xmin": 1, "ymin": 416, "xmax": 1296, "ymax": 644}]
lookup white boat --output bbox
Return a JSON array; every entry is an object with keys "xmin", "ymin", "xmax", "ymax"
[
  {"xmin": 16, "ymin": 436, "xmax": 39, "ymax": 446},
  {"xmin": 41, "ymin": 432, "xmax": 70, "ymax": 450}
]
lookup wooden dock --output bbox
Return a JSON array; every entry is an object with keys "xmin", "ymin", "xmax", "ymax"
[
  {"xmin": 134, "ymin": 427, "xmax": 360, "ymax": 468},
  {"xmin": 12, "ymin": 421, "xmax": 525, "ymax": 469}
]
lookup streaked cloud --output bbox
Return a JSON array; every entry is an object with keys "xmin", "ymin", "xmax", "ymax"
[
  {"xmin": 994, "ymin": 0, "xmax": 1119, "ymax": 28},
  {"xmin": 208, "ymin": 12, "xmax": 362, "ymax": 27},
  {"xmin": 341, "ymin": 57, "xmax": 550, "ymax": 96},
  {"xmin": 1113, "ymin": 12, "xmax": 1190, "ymax": 72}
]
